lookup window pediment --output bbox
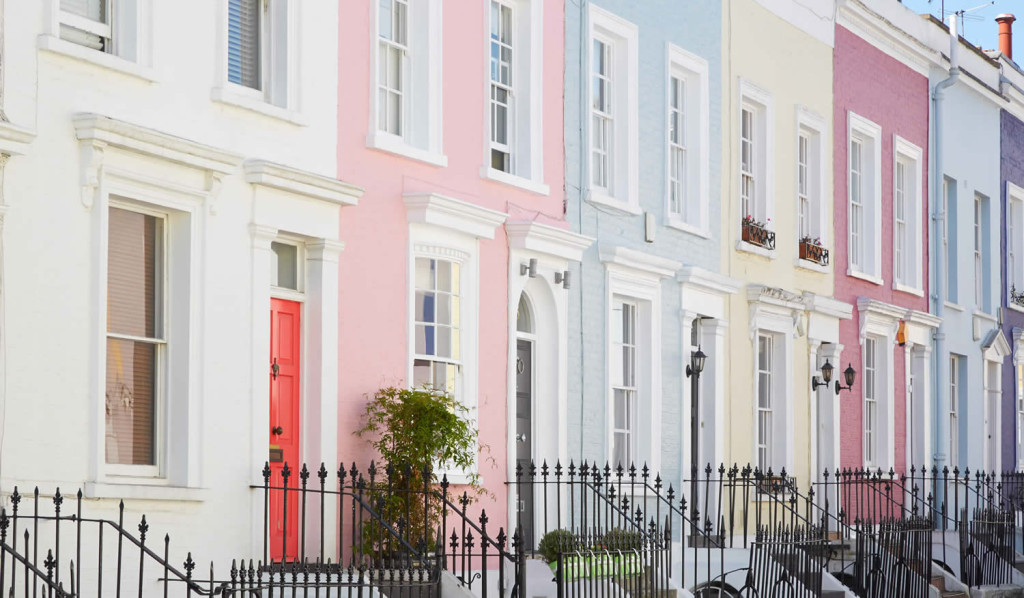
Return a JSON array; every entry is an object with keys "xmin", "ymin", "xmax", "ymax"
[{"xmin": 403, "ymin": 192, "xmax": 507, "ymax": 239}]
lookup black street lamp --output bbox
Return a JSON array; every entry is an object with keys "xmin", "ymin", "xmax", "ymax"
[
  {"xmin": 812, "ymin": 360, "xmax": 856, "ymax": 395},
  {"xmin": 686, "ymin": 346, "xmax": 706, "ymax": 378}
]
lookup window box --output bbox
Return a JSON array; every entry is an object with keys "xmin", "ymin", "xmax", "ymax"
[
  {"xmin": 1011, "ymin": 285, "xmax": 1024, "ymax": 309},
  {"xmin": 741, "ymin": 219, "xmax": 775, "ymax": 251},
  {"xmin": 798, "ymin": 238, "xmax": 828, "ymax": 266}
]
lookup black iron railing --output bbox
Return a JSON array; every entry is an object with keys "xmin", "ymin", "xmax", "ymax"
[
  {"xmin": 850, "ymin": 517, "xmax": 933, "ymax": 598},
  {"xmin": 738, "ymin": 525, "xmax": 827, "ymax": 598},
  {"xmin": 799, "ymin": 239, "xmax": 829, "ymax": 266},
  {"xmin": 959, "ymin": 507, "xmax": 1016, "ymax": 588}
]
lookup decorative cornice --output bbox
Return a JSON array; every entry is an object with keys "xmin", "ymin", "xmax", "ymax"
[
  {"xmin": 981, "ymin": 328, "xmax": 1012, "ymax": 358},
  {"xmin": 403, "ymin": 192, "xmax": 507, "ymax": 240},
  {"xmin": 836, "ymin": 0, "xmax": 941, "ymax": 76},
  {"xmin": 904, "ymin": 308, "xmax": 941, "ymax": 329},
  {"xmin": 244, "ymin": 160, "xmax": 362, "ymax": 207},
  {"xmin": 746, "ymin": 285, "xmax": 805, "ymax": 310},
  {"xmin": 856, "ymin": 297, "xmax": 908, "ymax": 321},
  {"xmin": 413, "ymin": 244, "xmax": 472, "ymax": 264},
  {"xmin": 0, "ymin": 120, "xmax": 36, "ymax": 156},
  {"xmin": 73, "ymin": 113, "xmax": 244, "ymax": 174},
  {"xmin": 802, "ymin": 292, "xmax": 854, "ymax": 320},
  {"xmin": 505, "ymin": 221, "xmax": 593, "ymax": 263},
  {"xmin": 598, "ymin": 245, "xmax": 681, "ymax": 279},
  {"xmin": 677, "ymin": 266, "xmax": 743, "ymax": 296}
]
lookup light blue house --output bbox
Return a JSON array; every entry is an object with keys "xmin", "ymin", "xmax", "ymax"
[
  {"xmin": 928, "ymin": 15, "xmax": 1009, "ymax": 475},
  {"xmin": 563, "ymin": 0, "xmax": 736, "ymax": 492}
]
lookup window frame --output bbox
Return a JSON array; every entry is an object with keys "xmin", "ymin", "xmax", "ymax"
[
  {"xmin": 104, "ymin": 200, "xmax": 170, "ymax": 479},
  {"xmin": 587, "ymin": 5, "xmax": 639, "ymax": 213},
  {"xmin": 794, "ymin": 107, "xmax": 827, "ymax": 257},
  {"xmin": 949, "ymin": 354, "xmax": 960, "ymax": 468},
  {"xmin": 1008, "ymin": 183, "xmax": 1024, "ymax": 310},
  {"xmin": 412, "ymin": 256, "xmax": 463, "ymax": 396},
  {"xmin": 368, "ymin": 0, "xmax": 446, "ymax": 166},
  {"xmin": 665, "ymin": 44, "xmax": 709, "ymax": 236},
  {"xmin": 846, "ymin": 112, "xmax": 882, "ymax": 284},
  {"xmin": 737, "ymin": 79, "xmax": 774, "ymax": 239},
  {"xmin": 610, "ymin": 298, "xmax": 639, "ymax": 467},
  {"xmin": 892, "ymin": 136, "xmax": 924, "ymax": 295},
  {"xmin": 480, "ymin": 0, "xmax": 546, "ymax": 193},
  {"xmin": 944, "ymin": 177, "xmax": 959, "ymax": 305},
  {"xmin": 862, "ymin": 337, "xmax": 878, "ymax": 468},
  {"xmin": 40, "ymin": 0, "xmax": 154, "ymax": 80},
  {"xmin": 1016, "ymin": 358, "xmax": 1024, "ymax": 470},
  {"xmin": 755, "ymin": 332, "xmax": 774, "ymax": 472}
]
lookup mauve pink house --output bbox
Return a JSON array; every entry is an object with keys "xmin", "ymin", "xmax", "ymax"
[
  {"xmin": 833, "ymin": 22, "xmax": 936, "ymax": 476},
  {"xmin": 334, "ymin": 0, "xmax": 586, "ymax": 534}
]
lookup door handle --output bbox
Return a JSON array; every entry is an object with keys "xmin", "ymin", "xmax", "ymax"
[
  {"xmin": 272, "ymin": 426, "xmax": 283, "ymax": 435},
  {"xmin": 516, "ymin": 433, "xmax": 527, "ymax": 443},
  {"xmin": 271, "ymin": 358, "xmax": 280, "ymax": 380}
]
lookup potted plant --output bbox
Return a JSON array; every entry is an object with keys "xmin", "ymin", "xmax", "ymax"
[
  {"xmin": 798, "ymin": 236, "xmax": 827, "ymax": 265},
  {"xmin": 741, "ymin": 215, "xmax": 773, "ymax": 249},
  {"xmin": 355, "ymin": 386, "xmax": 482, "ymax": 563},
  {"xmin": 538, "ymin": 529, "xmax": 580, "ymax": 575}
]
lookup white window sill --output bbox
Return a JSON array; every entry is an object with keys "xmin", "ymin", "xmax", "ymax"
[
  {"xmin": 973, "ymin": 310, "xmax": 997, "ymax": 323},
  {"xmin": 847, "ymin": 268, "xmax": 883, "ymax": 286},
  {"xmin": 586, "ymin": 191, "xmax": 642, "ymax": 216},
  {"xmin": 666, "ymin": 218, "xmax": 711, "ymax": 239},
  {"xmin": 211, "ymin": 87, "xmax": 307, "ymax": 126},
  {"xmin": 735, "ymin": 240, "xmax": 776, "ymax": 259},
  {"xmin": 85, "ymin": 481, "xmax": 208, "ymax": 502},
  {"xmin": 37, "ymin": 35, "xmax": 157, "ymax": 83},
  {"xmin": 1007, "ymin": 302, "xmax": 1024, "ymax": 314},
  {"xmin": 366, "ymin": 132, "xmax": 447, "ymax": 167},
  {"xmin": 480, "ymin": 167, "xmax": 550, "ymax": 195},
  {"xmin": 944, "ymin": 301, "xmax": 964, "ymax": 312},
  {"xmin": 795, "ymin": 258, "xmax": 829, "ymax": 274},
  {"xmin": 893, "ymin": 282, "xmax": 924, "ymax": 297}
]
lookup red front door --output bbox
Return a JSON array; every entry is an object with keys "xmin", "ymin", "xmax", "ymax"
[{"xmin": 269, "ymin": 298, "xmax": 301, "ymax": 562}]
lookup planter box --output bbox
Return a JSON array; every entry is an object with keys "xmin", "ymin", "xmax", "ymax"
[
  {"xmin": 741, "ymin": 222, "xmax": 775, "ymax": 251},
  {"xmin": 798, "ymin": 241, "xmax": 829, "ymax": 266},
  {"xmin": 550, "ymin": 554, "xmax": 641, "ymax": 580}
]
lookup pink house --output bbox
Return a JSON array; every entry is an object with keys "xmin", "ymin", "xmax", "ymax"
[
  {"xmin": 833, "ymin": 13, "xmax": 938, "ymax": 475},
  {"xmin": 334, "ymin": 0, "xmax": 588, "ymax": 538}
]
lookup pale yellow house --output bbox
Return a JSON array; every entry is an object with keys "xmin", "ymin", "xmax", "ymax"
[{"xmin": 719, "ymin": 0, "xmax": 853, "ymax": 488}]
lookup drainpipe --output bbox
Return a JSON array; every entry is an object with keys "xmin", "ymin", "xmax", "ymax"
[{"xmin": 931, "ymin": 14, "xmax": 961, "ymax": 472}]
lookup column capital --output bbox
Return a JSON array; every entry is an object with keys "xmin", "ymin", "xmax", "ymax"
[
  {"xmin": 307, "ymin": 239, "xmax": 346, "ymax": 262},
  {"xmin": 250, "ymin": 224, "xmax": 278, "ymax": 249}
]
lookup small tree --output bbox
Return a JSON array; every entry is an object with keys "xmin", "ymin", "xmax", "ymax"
[{"xmin": 355, "ymin": 386, "xmax": 481, "ymax": 556}]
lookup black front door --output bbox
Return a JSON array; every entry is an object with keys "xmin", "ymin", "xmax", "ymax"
[{"xmin": 515, "ymin": 339, "xmax": 534, "ymax": 548}]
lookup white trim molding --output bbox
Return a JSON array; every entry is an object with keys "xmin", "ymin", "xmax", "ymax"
[
  {"xmin": 505, "ymin": 221, "xmax": 593, "ymax": 263},
  {"xmin": 403, "ymin": 193, "xmax": 508, "ymax": 239}
]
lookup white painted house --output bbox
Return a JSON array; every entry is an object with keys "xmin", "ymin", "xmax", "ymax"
[{"xmin": 0, "ymin": 0, "xmax": 360, "ymax": 570}]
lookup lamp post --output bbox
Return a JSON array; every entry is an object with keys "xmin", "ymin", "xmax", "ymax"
[{"xmin": 685, "ymin": 345, "xmax": 706, "ymax": 535}]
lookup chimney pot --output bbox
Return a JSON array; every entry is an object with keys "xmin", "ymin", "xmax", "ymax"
[{"xmin": 997, "ymin": 13, "xmax": 1015, "ymax": 59}]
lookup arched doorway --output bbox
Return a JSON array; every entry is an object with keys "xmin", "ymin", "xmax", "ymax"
[{"xmin": 514, "ymin": 294, "xmax": 536, "ymax": 548}]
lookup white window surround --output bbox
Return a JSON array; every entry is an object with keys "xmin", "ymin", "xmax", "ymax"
[
  {"xmin": 368, "ymin": 0, "xmax": 446, "ymax": 167},
  {"xmin": 847, "ymin": 111, "xmax": 883, "ymax": 285},
  {"xmin": 1014, "ymin": 331, "xmax": 1024, "ymax": 470},
  {"xmin": 403, "ymin": 193, "xmax": 506, "ymax": 484},
  {"xmin": 892, "ymin": 136, "xmax": 924, "ymax": 296},
  {"xmin": 599, "ymin": 246, "xmax": 679, "ymax": 473},
  {"xmin": 737, "ymin": 78, "xmax": 774, "ymax": 256},
  {"xmin": 74, "ymin": 116, "xmax": 240, "ymax": 499},
  {"xmin": 746, "ymin": 286, "xmax": 802, "ymax": 473},
  {"xmin": 982, "ymin": 329, "xmax": 1010, "ymax": 472},
  {"xmin": 38, "ymin": 0, "xmax": 157, "ymax": 83},
  {"xmin": 214, "ymin": 0, "xmax": 303, "ymax": 124},
  {"xmin": 1008, "ymin": 183, "xmax": 1024, "ymax": 313},
  {"xmin": 856, "ymin": 298, "xmax": 900, "ymax": 470},
  {"xmin": 480, "ymin": 0, "xmax": 547, "ymax": 195},
  {"xmin": 795, "ymin": 106, "xmax": 827, "ymax": 245},
  {"xmin": 665, "ymin": 44, "xmax": 709, "ymax": 236},
  {"xmin": 587, "ymin": 5, "xmax": 639, "ymax": 214}
]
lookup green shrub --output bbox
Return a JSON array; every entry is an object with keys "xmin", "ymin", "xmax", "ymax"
[
  {"xmin": 537, "ymin": 529, "xmax": 578, "ymax": 563},
  {"xmin": 600, "ymin": 528, "xmax": 644, "ymax": 552}
]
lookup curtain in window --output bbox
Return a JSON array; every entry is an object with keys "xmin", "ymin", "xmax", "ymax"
[
  {"xmin": 228, "ymin": 0, "xmax": 261, "ymax": 89},
  {"xmin": 105, "ymin": 208, "xmax": 162, "ymax": 466}
]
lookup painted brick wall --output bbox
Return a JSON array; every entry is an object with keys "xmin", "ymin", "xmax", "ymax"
[
  {"xmin": 1000, "ymin": 109, "xmax": 1024, "ymax": 469},
  {"xmin": 833, "ymin": 26, "xmax": 930, "ymax": 471},
  {"xmin": 564, "ymin": 0, "xmax": 722, "ymax": 489}
]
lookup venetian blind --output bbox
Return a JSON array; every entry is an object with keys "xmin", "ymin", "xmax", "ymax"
[
  {"xmin": 105, "ymin": 208, "xmax": 162, "ymax": 466},
  {"xmin": 228, "ymin": 0, "xmax": 262, "ymax": 90}
]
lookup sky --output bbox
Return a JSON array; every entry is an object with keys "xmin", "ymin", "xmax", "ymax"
[{"xmin": 899, "ymin": 0, "xmax": 1022, "ymax": 59}]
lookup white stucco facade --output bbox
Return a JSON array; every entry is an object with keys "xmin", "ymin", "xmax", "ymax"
[{"xmin": 0, "ymin": 0, "xmax": 358, "ymax": 568}]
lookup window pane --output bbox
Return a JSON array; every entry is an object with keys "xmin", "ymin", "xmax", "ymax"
[
  {"xmin": 227, "ymin": 0, "xmax": 261, "ymax": 89},
  {"xmin": 105, "ymin": 338, "xmax": 157, "ymax": 465},
  {"xmin": 271, "ymin": 242, "xmax": 298, "ymax": 290},
  {"xmin": 108, "ymin": 208, "xmax": 163, "ymax": 339}
]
